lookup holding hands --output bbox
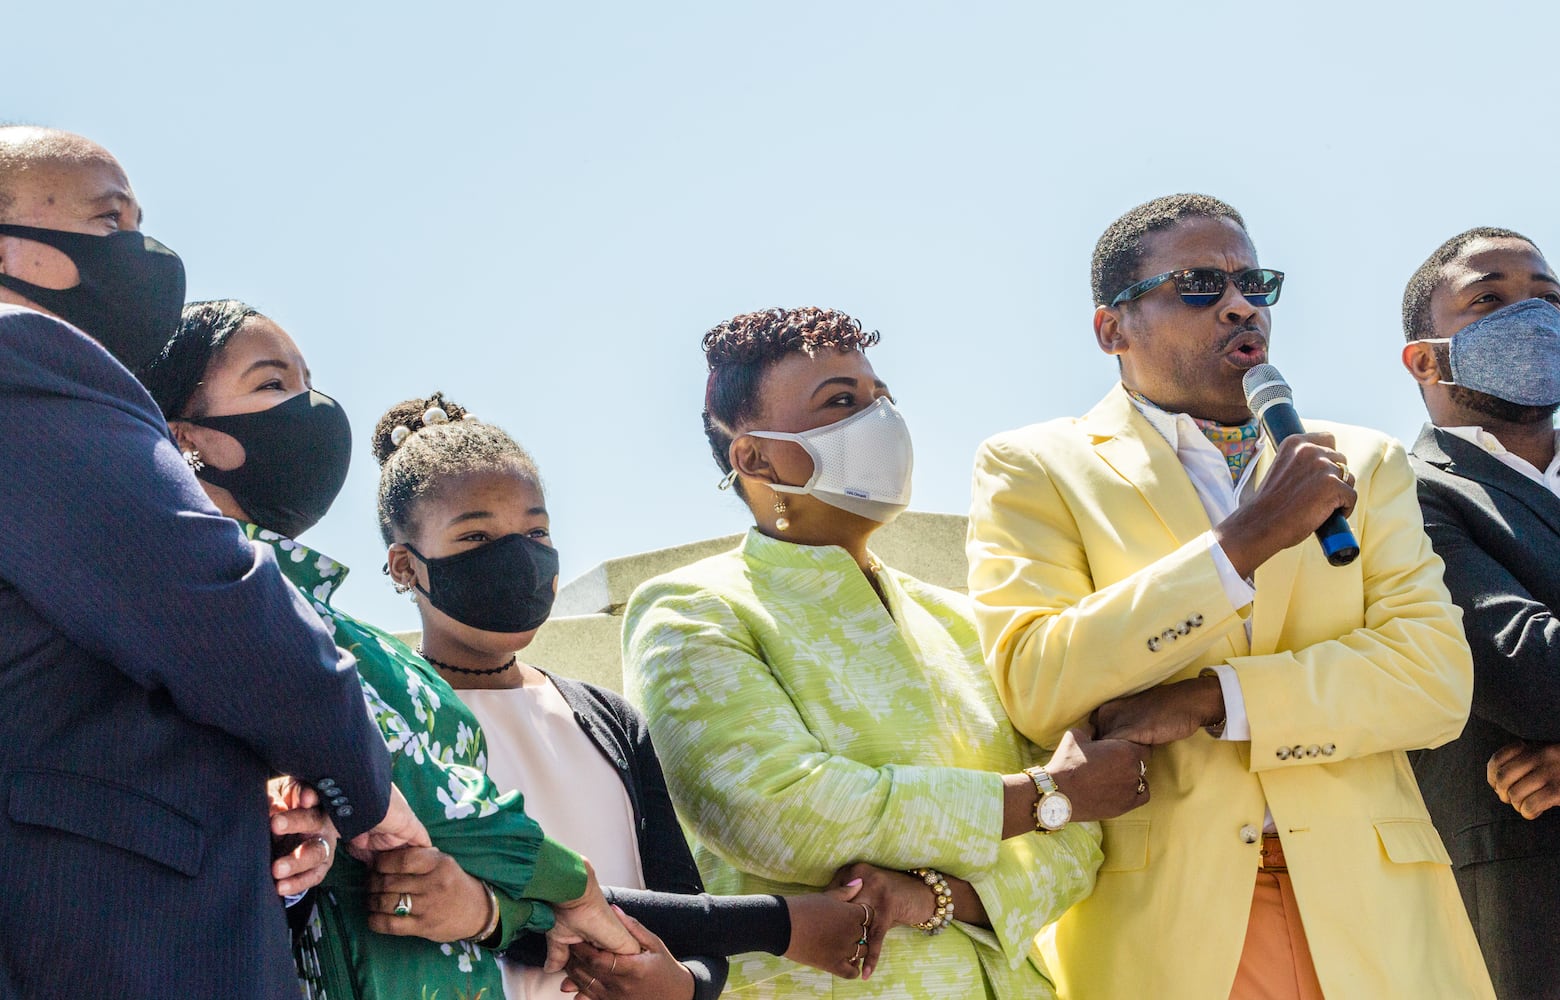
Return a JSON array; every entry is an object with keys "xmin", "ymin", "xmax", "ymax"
[
  {"xmin": 268, "ymin": 776, "xmax": 340, "ymax": 897},
  {"xmin": 1043, "ymin": 727, "xmax": 1153, "ymax": 821},
  {"xmin": 560, "ymin": 907, "xmax": 693, "ymax": 1000},
  {"xmin": 367, "ymin": 847, "xmax": 494, "ymax": 941}
]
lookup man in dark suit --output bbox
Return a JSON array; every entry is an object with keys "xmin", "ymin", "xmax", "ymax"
[
  {"xmin": 0, "ymin": 127, "xmax": 428, "ymax": 998},
  {"xmin": 1401, "ymin": 226, "xmax": 1560, "ymax": 999}
]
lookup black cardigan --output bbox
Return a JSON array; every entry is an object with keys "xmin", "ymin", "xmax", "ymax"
[{"xmin": 505, "ymin": 673, "xmax": 790, "ymax": 999}]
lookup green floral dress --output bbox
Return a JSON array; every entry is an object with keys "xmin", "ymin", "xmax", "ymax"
[{"xmin": 245, "ymin": 526, "xmax": 587, "ymax": 1000}]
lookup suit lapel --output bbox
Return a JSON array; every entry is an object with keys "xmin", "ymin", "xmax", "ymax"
[
  {"xmin": 1421, "ymin": 426, "xmax": 1560, "ymax": 540},
  {"xmin": 1085, "ymin": 387, "xmax": 1216, "ymax": 547},
  {"xmin": 1244, "ymin": 441, "xmax": 1301, "ymax": 656}
]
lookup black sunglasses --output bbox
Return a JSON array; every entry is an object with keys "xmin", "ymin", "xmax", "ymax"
[{"xmin": 1110, "ymin": 267, "xmax": 1285, "ymax": 308}]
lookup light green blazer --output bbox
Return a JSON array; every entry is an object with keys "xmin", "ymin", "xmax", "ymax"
[{"xmin": 623, "ymin": 529, "xmax": 1101, "ymax": 998}]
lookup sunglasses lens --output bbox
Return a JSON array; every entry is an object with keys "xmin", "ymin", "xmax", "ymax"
[
  {"xmin": 1236, "ymin": 269, "xmax": 1283, "ymax": 306},
  {"xmin": 1175, "ymin": 269, "xmax": 1227, "ymax": 307}
]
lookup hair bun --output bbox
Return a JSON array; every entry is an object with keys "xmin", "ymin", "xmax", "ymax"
[{"xmin": 371, "ymin": 390, "xmax": 469, "ymax": 465}]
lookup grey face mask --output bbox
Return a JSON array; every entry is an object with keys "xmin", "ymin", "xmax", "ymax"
[{"xmin": 1423, "ymin": 298, "xmax": 1560, "ymax": 407}]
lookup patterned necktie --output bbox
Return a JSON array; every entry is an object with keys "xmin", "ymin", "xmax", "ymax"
[{"xmin": 1127, "ymin": 388, "xmax": 1260, "ymax": 483}]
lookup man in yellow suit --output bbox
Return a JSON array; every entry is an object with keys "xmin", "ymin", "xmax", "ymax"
[{"xmin": 967, "ymin": 194, "xmax": 1494, "ymax": 999}]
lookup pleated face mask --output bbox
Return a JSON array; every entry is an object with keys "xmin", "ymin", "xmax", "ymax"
[
  {"xmin": 1422, "ymin": 298, "xmax": 1560, "ymax": 406},
  {"xmin": 745, "ymin": 396, "xmax": 914, "ymax": 523}
]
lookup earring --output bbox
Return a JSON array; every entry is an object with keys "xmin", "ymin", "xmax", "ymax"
[
  {"xmin": 183, "ymin": 449, "xmax": 205, "ymax": 472},
  {"xmin": 773, "ymin": 495, "xmax": 790, "ymax": 532},
  {"xmin": 392, "ymin": 581, "xmax": 412, "ymax": 595}
]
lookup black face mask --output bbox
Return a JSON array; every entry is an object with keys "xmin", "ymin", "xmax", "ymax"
[
  {"xmin": 0, "ymin": 224, "xmax": 186, "ymax": 371},
  {"xmin": 189, "ymin": 390, "xmax": 353, "ymax": 539},
  {"xmin": 405, "ymin": 534, "xmax": 560, "ymax": 634}
]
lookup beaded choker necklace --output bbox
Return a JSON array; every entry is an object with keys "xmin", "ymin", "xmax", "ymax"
[{"xmin": 417, "ymin": 648, "xmax": 517, "ymax": 676}]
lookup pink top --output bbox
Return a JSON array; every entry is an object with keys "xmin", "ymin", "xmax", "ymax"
[{"xmin": 459, "ymin": 677, "xmax": 645, "ymax": 1000}]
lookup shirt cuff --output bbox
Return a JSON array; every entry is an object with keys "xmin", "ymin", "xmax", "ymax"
[
  {"xmin": 1208, "ymin": 664, "xmax": 1251, "ymax": 741},
  {"xmin": 1204, "ymin": 531, "xmax": 1256, "ymax": 611},
  {"xmin": 523, "ymin": 836, "xmax": 589, "ymax": 904}
]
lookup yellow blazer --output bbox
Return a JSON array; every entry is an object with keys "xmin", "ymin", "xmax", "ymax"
[{"xmin": 967, "ymin": 386, "xmax": 1493, "ymax": 1000}]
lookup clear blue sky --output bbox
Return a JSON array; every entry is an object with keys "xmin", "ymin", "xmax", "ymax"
[{"xmin": 12, "ymin": 1, "xmax": 1557, "ymax": 631}]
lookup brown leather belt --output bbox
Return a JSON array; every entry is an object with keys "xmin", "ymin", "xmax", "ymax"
[{"xmin": 1259, "ymin": 833, "xmax": 1288, "ymax": 872}]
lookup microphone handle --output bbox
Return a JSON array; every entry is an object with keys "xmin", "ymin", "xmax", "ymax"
[{"xmin": 1256, "ymin": 402, "xmax": 1361, "ymax": 567}]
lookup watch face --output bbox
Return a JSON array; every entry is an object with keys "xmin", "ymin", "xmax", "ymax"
[{"xmin": 1039, "ymin": 793, "xmax": 1072, "ymax": 829}]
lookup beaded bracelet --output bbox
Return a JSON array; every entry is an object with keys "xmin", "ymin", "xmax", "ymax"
[
  {"xmin": 467, "ymin": 881, "xmax": 502, "ymax": 947},
  {"xmin": 907, "ymin": 868, "xmax": 955, "ymax": 935}
]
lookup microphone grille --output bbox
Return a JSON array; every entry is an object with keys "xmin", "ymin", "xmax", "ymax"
[{"xmin": 1242, "ymin": 363, "xmax": 1293, "ymax": 416}]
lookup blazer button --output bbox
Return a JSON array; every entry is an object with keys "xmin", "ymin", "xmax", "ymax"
[
  {"xmin": 1189, "ymin": 614, "xmax": 1204, "ymax": 627},
  {"xmin": 331, "ymin": 796, "xmax": 348, "ymax": 807},
  {"xmin": 337, "ymin": 805, "xmax": 353, "ymax": 818},
  {"xmin": 1147, "ymin": 636, "xmax": 1161, "ymax": 652},
  {"xmin": 1321, "ymin": 743, "xmax": 1336, "ymax": 756},
  {"xmin": 1175, "ymin": 621, "xmax": 1191, "ymax": 636},
  {"xmin": 318, "ymin": 777, "xmax": 337, "ymax": 790},
  {"xmin": 1276, "ymin": 746, "xmax": 1291, "ymax": 760},
  {"xmin": 1291, "ymin": 745, "xmax": 1306, "ymax": 760},
  {"xmin": 1305, "ymin": 745, "xmax": 1320, "ymax": 757},
  {"xmin": 1162, "ymin": 628, "xmax": 1179, "ymax": 644},
  {"xmin": 1239, "ymin": 825, "xmax": 1260, "ymax": 844}
]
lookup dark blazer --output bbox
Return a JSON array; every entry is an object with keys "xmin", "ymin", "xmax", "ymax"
[
  {"xmin": 1409, "ymin": 424, "xmax": 1560, "ymax": 867},
  {"xmin": 509, "ymin": 674, "xmax": 790, "ymax": 1000},
  {"xmin": 0, "ymin": 306, "xmax": 392, "ymax": 1000}
]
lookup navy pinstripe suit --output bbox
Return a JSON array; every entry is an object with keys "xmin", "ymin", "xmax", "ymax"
[{"xmin": 0, "ymin": 304, "xmax": 391, "ymax": 999}]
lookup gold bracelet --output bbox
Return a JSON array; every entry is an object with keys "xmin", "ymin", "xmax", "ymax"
[
  {"xmin": 467, "ymin": 881, "xmax": 501, "ymax": 947},
  {"xmin": 907, "ymin": 868, "xmax": 954, "ymax": 935}
]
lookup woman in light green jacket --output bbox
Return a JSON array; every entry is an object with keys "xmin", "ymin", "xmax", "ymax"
[{"xmin": 623, "ymin": 307, "xmax": 1151, "ymax": 998}]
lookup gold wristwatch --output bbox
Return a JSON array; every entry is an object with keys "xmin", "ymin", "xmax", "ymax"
[{"xmin": 1023, "ymin": 765, "xmax": 1072, "ymax": 832}]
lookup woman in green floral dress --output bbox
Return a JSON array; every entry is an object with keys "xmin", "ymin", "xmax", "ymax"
[{"xmin": 140, "ymin": 300, "xmax": 636, "ymax": 1000}]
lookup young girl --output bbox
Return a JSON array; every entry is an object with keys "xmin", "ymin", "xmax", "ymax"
[{"xmin": 372, "ymin": 392, "xmax": 908, "ymax": 999}]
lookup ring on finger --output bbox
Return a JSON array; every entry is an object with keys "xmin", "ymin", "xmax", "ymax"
[
  {"xmin": 582, "ymin": 974, "xmax": 597, "ymax": 997},
  {"xmin": 314, "ymin": 835, "xmax": 332, "ymax": 863},
  {"xmin": 609, "ymin": 954, "xmax": 618, "ymax": 976},
  {"xmin": 1333, "ymin": 459, "xmax": 1349, "ymax": 479},
  {"xmin": 393, "ymin": 892, "xmax": 412, "ymax": 917}
]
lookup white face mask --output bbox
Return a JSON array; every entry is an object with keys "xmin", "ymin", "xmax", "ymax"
[{"xmin": 743, "ymin": 396, "xmax": 914, "ymax": 523}]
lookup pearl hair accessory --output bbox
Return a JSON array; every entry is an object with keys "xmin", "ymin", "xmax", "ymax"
[
  {"xmin": 423, "ymin": 405, "xmax": 449, "ymax": 426},
  {"xmin": 390, "ymin": 425, "xmax": 411, "ymax": 447}
]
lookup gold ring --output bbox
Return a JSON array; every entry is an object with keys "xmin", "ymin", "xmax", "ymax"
[
  {"xmin": 582, "ymin": 974, "xmax": 597, "ymax": 996},
  {"xmin": 1334, "ymin": 459, "xmax": 1349, "ymax": 478},
  {"xmin": 609, "ymin": 954, "xmax": 618, "ymax": 976},
  {"xmin": 314, "ymin": 835, "xmax": 332, "ymax": 863},
  {"xmin": 393, "ymin": 892, "xmax": 412, "ymax": 917}
]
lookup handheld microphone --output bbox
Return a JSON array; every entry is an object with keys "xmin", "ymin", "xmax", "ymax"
[{"xmin": 1241, "ymin": 363, "xmax": 1360, "ymax": 567}]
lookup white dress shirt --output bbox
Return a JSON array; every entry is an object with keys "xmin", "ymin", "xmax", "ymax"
[
  {"xmin": 1442, "ymin": 425, "xmax": 1560, "ymax": 500},
  {"xmin": 1126, "ymin": 397, "xmax": 1262, "ymax": 740}
]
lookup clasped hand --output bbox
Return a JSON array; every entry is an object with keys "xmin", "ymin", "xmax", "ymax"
[{"xmin": 1489, "ymin": 742, "xmax": 1560, "ymax": 820}]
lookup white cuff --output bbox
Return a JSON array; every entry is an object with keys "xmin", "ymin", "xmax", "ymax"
[
  {"xmin": 1204, "ymin": 532, "xmax": 1256, "ymax": 611},
  {"xmin": 1209, "ymin": 664, "xmax": 1250, "ymax": 741}
]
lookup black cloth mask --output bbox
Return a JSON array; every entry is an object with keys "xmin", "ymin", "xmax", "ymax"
[
  {"xmin": 0, "ymin": 224, "xmax": 186, "ymax": 371},
  {"xmin": 188, "ymin": 390, "xmax": 353, "ymax": 539},
  {"xmin": 404, "ymin": 534, "xmax": 560, "ymax": 634}
]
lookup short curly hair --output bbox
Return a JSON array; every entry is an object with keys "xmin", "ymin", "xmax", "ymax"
[
  {"xmin": 1092, "ymin": 194, "xmax": 1248, "ymax": 307},
  {"xmin": 700, "ymin": 307, "xmax": 880, "ymax": 488},
  {"xmin": 1401, "ymin": 227, "xmax": 1539, "ymax": 341}
]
